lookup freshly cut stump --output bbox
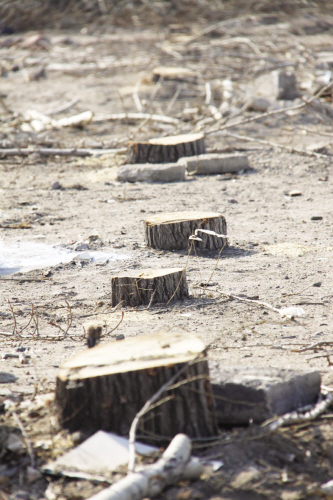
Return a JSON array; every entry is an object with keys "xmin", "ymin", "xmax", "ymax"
[
  {"xmin": 145, "ymin": 211, "xmax": 227, "ymax": 251},
  {"xmin": 127, "ymin": 133, "xmax": 205, "ymax": 164},
  {"xmin": 110, "ymin": 268, "xmax": 188, "ymax": 307},
  {"xmin": 56, "ymin": 332, "xmax": 218, "ymax": 440}
]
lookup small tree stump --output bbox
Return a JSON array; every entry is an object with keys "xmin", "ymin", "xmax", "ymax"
[
  {"xmin": 145, "ymin": 211, "xmax": 227, "ymax": 251},
  {"xmin": 55, "ymin": 332, "xmax": 218, "ymax": 441},
  {"xmin": 111, "ymin": 268, "xmax": 188, "ymax": 307},
  {"xmin": 127, "ymin": 133, "xmax": 205, "ymax": 164}
]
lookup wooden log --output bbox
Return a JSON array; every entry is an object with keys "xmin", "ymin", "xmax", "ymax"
[
  {"xmin": 127, "ymin": 133, "xmax": 205, "ymax": 164},
  {"xmin": 178, "ymin": 153, "xmax": 249, "ymax": 175},
  {"xmin": 117, "ymin": 162, "xmax": 185, "ymax": 183},
  {"xmin": 145, "ymin": 211, "xmax": 227, "ymax": 251},
  {"xmin": 110, "ymin": 268, "xmax": 188, "ymax": 307},
  {"xmin": 55, "ymin": 332, "xmax": 218, "ymax": 440}
]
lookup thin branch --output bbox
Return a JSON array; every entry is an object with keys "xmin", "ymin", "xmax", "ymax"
[
  {"xmin": 221, "ymin": 131, "xmax": 329, "ymax": 159},
  {"xmin": 0, "ymin": 147, "xmax": 126, "ymax": 158},
  {"xmin": 264, "ymin": 393, "xmax": 333, "ymax": 432},
  {"xmin": 205, "ymin": 80, "xmax": 333, "ymax": 135},
  {"xmin": 11, "ymin": 411, "xmax": 35, "ymax": 468},
  {"xmin": 128, "ymin": 356, "xmax": 204, "ymax": 473},
  {"xmin": 102, "ymin": 311, "xmax": 124, "ymax": 338}
]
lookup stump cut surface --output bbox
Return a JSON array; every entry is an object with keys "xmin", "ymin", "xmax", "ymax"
[
  {"xmin": 145, "ymin": 211, "xmax": 227, "ymax": 251},
  {"xmin": 110, "ymin": 267, "xmax": 188, "ymax": 307}
]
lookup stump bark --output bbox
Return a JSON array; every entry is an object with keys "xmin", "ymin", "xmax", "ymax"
[
  {"xmin": 127, "ymin": 133, "xmax": 205, "ymax": 164},
  {"xmin": 110, "ymin": 268, "xmax": 188, "ymax": 307},
  {"xmin": 145, "ymin": 211, "xmax": 227, "ymax": 251},
  {"xmin": 55, "ymin": 332, "xmax": 218, "ymax": 441}
]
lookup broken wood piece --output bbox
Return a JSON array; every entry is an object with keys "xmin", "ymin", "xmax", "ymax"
[
  {"xmin": 87, "ymin": 434, "xmax": 203, "ymax": 500},
  {"xmin": 56, "ymin": 331, "xmax": 218, "ymax": 439},
  {"xmin": 110, "ymin": 268, "xmax": 188, "ymax": 307},
  {"xmin": 0, "ymin": 148, "xmax": 126, "ymax": 158},
  {"xmin": 145, "ymin": 211, "xmax": 227, "ymax": 250},
  {"xmin": 117, "ymin": 162, "xmax": 185, "ymax": 183},
  {"xmin": 127, "ymin": 133, "xmax": 205, "ymax": 164},
  {"xmin": 209, "ymin": 363, "xmax": 321, "ymax": 425},
  {"xmin": 152, "ymin": 66, "xmax": 197, "ymax": 82},
  {"xmin": 178, "ymin": 153, "xmax": 249, "ymax": 175}
]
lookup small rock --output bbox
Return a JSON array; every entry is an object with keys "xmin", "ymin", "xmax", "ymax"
[
  {"xmin": 6, "ymin": 434, "xmax": 25, "ymax": 454},
  {"xmin": 74, "ymin": 242, "xmax": 89, "ymax": 251},
  {"xmin": 88, "ymin": 234, "xmax": 99, "ymax": 243},
  {"xmin": 313, "ymin": 282, "xmax": 322, "ymax": 287},
  {"xmin": 287, "ymin": 190, "xmax": 302, "ymax": 197},
  {"xmin": 26, "ymin": 466, "xmax": 42, "ymax": 484},
  {"xmin": 50, "ymin": 181, "xmax": 64, "ymax": 190},
  {"xmin": 0, "ymin": 372, "xmax": 18, "ymax": 383},
  {"xmin": 115, "ymin": 334, "xmax": 125, "ymax": 341},
  {"xmin": 228, "ymin": 198, "xmax": 238, "ymax": 204},
  {"xmin": 311, "ymin": 216, "xmax": 323, "ymax": 221},
  {"xmin": 248, "ymin": 97, "xmax": 271, "ymax": 112}
]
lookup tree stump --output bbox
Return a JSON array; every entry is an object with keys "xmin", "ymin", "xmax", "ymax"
[
  {"xmin": 145, "ymin": 211, "xmax": 227, "ymax": 251},
  {"xmin": 127, "ymin": 133, "xmax": 205, "ymax": 164},
  {"xmin": 55, "ymin": 332, "xmax": 218, "ymax": 441},
  {"xmin": 110, "ymin": 268, "xmax": 188, "ymax": 307}
]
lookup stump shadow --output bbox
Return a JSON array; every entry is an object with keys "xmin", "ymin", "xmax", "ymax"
[{"xmin": 170, "ymin": 245, "xmax": 258, "ymax": 260}]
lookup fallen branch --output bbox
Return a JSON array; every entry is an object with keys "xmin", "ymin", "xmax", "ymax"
[
  {"xmin": 264, "ymin": 393, "xmax": 333, "ymax": 432},
  {"xmin": 205, "ymin": 80, "xmax": 333, "ymax": 135},
  {"xmin": 220, "ymin": 131, "xmax": 330, "ymax": 159},
  {"xmin": 292, "ymin": 340, "xmax": 333, "ymax": 353},
  {"xmin": 216, "ymin": 290, "xmax": 294, "ymax": 318},
  {"xmin": 44, "ymin": 98, "xmax": 79, "ymax": 116},
  {"xmin": 0, "ymin": 147, "xmax": 126, "ymax": 158},
  {"xmin": 87, "ymin": 434, "xmax": 203, "ymax": 500},
  {"xmin": 93, "ymin": 112, "xmax": 180, "ymax": 126}
]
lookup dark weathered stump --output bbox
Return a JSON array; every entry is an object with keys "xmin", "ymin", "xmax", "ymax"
[
  {"xmin": 145, "ymin": 211, "xmax": 227, "ymax": 251},
  {"xmin": 55, "ymin": 332, "xmax": 218, "ymax": 441},
  {"xmin": 110, "ymin": 268, "xmax": 188, "ymax": 307},
  {"xmin": 127, "ymin": 133, "xmax": 205, "ymax": 164}
]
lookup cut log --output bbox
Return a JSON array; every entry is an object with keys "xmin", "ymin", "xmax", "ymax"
[
  {"xmin": 55, "ymin": 332, "xmax": 218, "ymax": 440},
  {"xmin": 178, "ymin": 153, "xmax": 249, "ymax": 175},
  {"xmin": 209, "ymin": 363, "xmax": 321, "ymax": 425},
  {"xmin": 110, "ymin": 268, "xmax": 188, "ymax": 307},
  {"xmin": 127, "ymin": 133, "xmax": 205, "ymax": 164},
  {"xmin": 117, "ymin": 162, "xmax": 185, "ymax": 183},
  {"xmin": 145, "ymin": 211, "xmax": 227, "ymax": 251}
]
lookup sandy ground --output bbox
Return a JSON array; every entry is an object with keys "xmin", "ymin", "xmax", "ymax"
[{"xmin": 1, "ymin": 7, "xmax": 333, "ymax": 499}]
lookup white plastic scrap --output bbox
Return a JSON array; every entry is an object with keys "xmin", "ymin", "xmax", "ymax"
[{"xmin": 279, "ymin": 307, "xmax": 306, "ymax": 319}]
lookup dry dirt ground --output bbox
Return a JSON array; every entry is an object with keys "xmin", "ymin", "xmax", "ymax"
[{"xmin": 2, "ymin": 4, "xmax": 333, "ymax": 500}]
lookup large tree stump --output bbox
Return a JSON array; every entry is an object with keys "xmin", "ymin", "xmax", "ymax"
[
  {"xmin": 55, "ymin": 332, "xmax": 218, "ymax": 441},
  {"xmin": 127, "ymin": 133, "xmax": 205, "ymax": 164},
  {"xmin": 145, "ymin": 211, "xmax": 227, "ymax": 251},
  {"xmin": 111, "ymin": 268, "xmax": 188, "ymax": 307}
]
